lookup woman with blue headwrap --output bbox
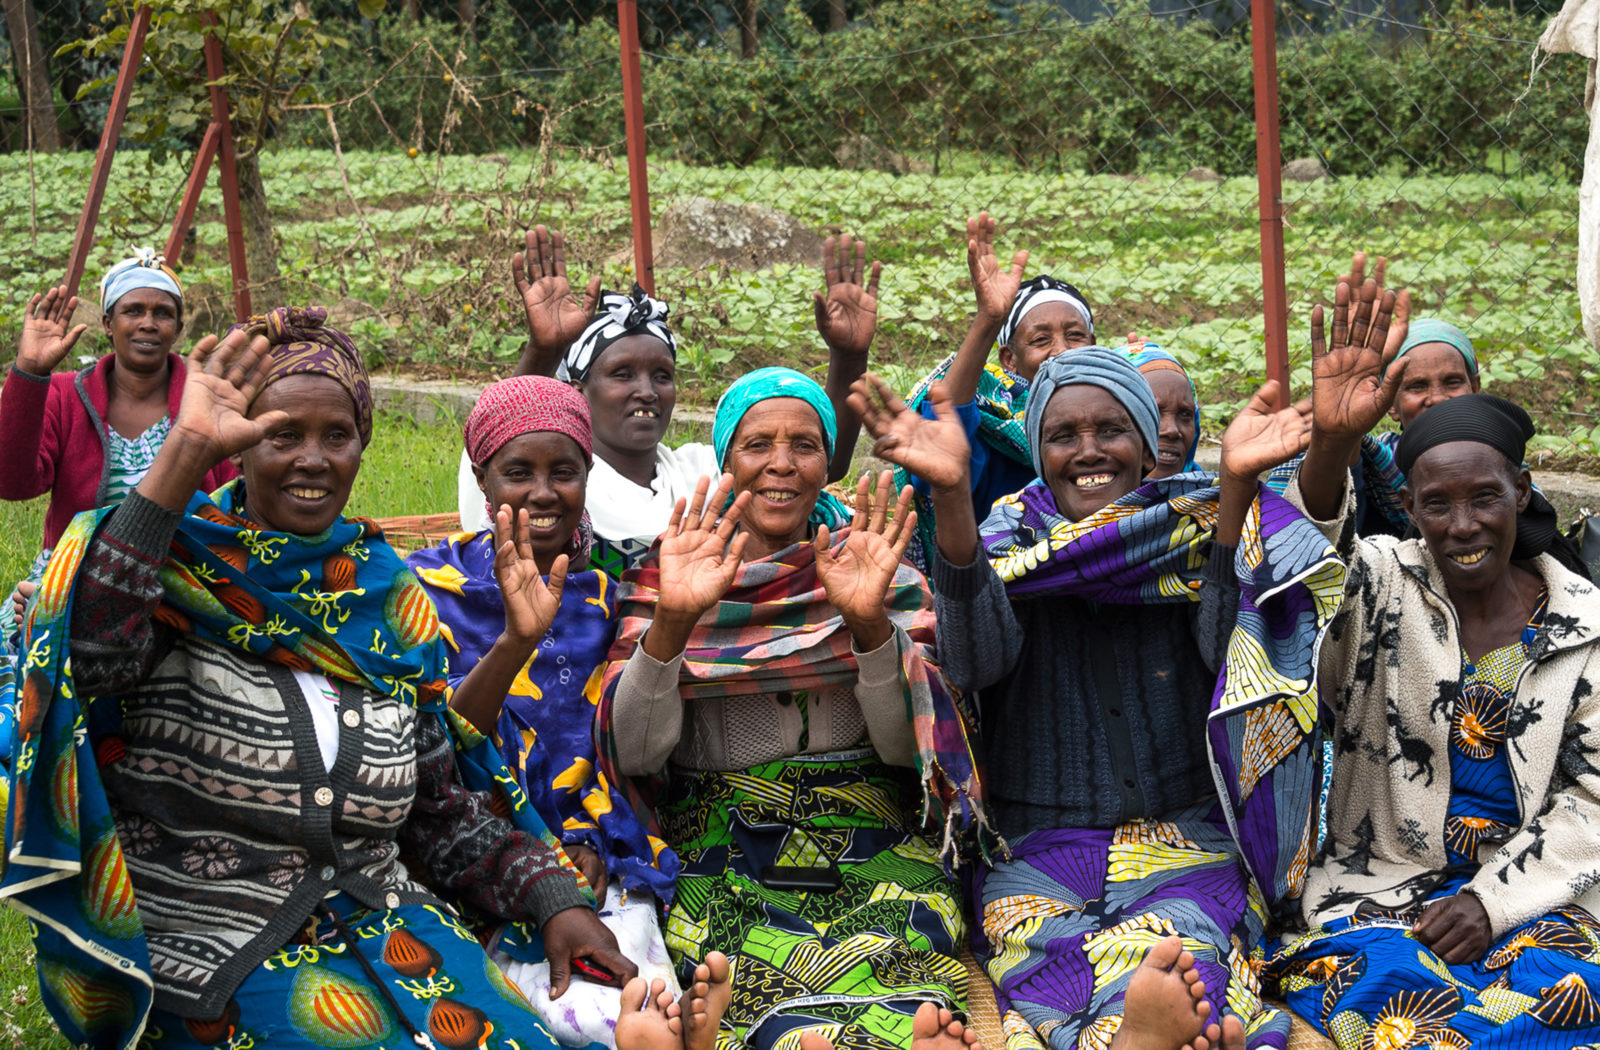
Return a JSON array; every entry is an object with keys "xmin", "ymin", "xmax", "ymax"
[
  {"xmin": 0, "ymin": 251, "xmax": 237, "ymax": 649},
  {"xmin": 455, "ymin": 227, "xmax": 874, "ymax": 579},
  {"xmin": 1127, "ymin": 340, "xmax": 1201, "ymax": 477},
  {"xmin": 596, "ymin": 366, "xmax": 987, "ymax": 1050},
  {"xmin": 854, "ymin": 344, "xmax": 1339, "ymax": 1050}
]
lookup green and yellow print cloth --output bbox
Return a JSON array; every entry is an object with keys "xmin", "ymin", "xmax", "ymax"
[{"xmin": 658, "ymin": 750, "xmax": 968, "ymax": 1050}]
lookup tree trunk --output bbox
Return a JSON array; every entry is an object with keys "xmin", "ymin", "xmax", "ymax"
[
  {"xmin": 827, "ymin": 0, "xmax": 846, "ymax": 32},
  {"xmin": 1, "ymin": 0, "xmax": 61, "ymax": 152},
  {"xmin": 402, "ymin": 0, "xmax": 419, "ymax": 18},
  {"xmin": 739, "ymin": 0, "xmax": 758, "ymax": 58},
  {"xmin": 235, "ymin": 149, "xmax": 284, "ymax": 310},
  {"xmin": 458, "ymin": 0, "xmax": 476, "ymax": 30}
]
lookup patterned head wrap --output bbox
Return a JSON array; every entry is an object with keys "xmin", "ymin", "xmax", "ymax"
[
  {"xmin": 1023, "ymin": 347, "xmax": 1160, "ymax": 479},
  {"xmin": 1391, "ymin": 317, "xmax": 1478, "ymax": 380},
  {"xmin": 998, "ymin": 276, "xmax": 1094, "ymax": 350},
  {"xmin": 237, "ymin": 306, "xmax": 373, "ymax": 446},
  {"xmin": 1395, "ymin": 393, "xmax": 1531, "ymax": 478},
  {"xmin": 99, "ymin": 247, "xmax": 183, "ymax": 316},
  {"xmin": 562, "ymin": 284, "xmax": 677, "ymax": 383},
  {"xmin": 1128, "ymin": 341, "xmax": 1200, "ymax": 470},
  {"xmin": 465, "ymin": 375, "xmax": 593, "ymax": 467},
  {"xmin": 712, "ymin": 366, "xmax": 837, "ymax": 469}
]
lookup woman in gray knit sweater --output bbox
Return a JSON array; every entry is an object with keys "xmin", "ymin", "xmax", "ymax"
[
  {"xmin": 853, "ymin": 344, "xmax": 1330, "ymax": 1050},
  {"xmin": 3, "ymin": 312, "xmax": 629, "ymax": 1050}
]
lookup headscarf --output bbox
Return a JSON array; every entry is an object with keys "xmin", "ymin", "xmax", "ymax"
[
  {"xmin": 713, "ymin": 366, "xmax": 838, "ymax": 466},
  {"xmin": 563, "ymin": 285, "xmax": 676, "ymax": 383},
  {"xmin": 997, "ymin": 275, "xmax": 1094, "ymax": 350},
  {"xmin": 465, "ymin": 375, "xmax": 593, "ymax": 467},
  {"xmin": 99, "ymin": 247, "xmax": 183, "ymax": 316},
  {"xmin": 1394, "ymin": 393, "xmax": 1531, "ymax": 477},
  {"xmin": 1023, "ymin": 347, "xmax": 1160, "ymax": 479},
  {"xmin": 235, "ymin": 306, "xmax": 373, "ymax": 446},
  {"xmin": 1391, "ymin": 318, "xmax": 1478, "ymax": 380},
  {"xmin": 1128, "ymin": 341, "xmax": 1201, "ymax": 472},
  {"xmin": 977, "ymin": 471, "xmax": 1347, "ymax": 915},
  {"xmin": 712, "ymin": 366, "xmax": 849, "ymax": 531}
]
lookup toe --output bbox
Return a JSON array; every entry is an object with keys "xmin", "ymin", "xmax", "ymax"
[
  {"xmin": 620, "ymin": 978, "xmax": 648, "ymax": 1013},
  {"xmin": 1144, "ymin": 935, "xmax": 1184, "ymax": 971},
  {"xmin": 706, "ymin": 950, "xmax": 732, "ymax": 984},
  {"xmin": 912, "ymin": 1001, "xmax": 940, "ymax": 1040}
]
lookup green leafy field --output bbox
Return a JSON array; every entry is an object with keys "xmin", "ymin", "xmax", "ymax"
[{"xmin": 1, "ymin": 147, "xmax": 1594, "ymax": 461}]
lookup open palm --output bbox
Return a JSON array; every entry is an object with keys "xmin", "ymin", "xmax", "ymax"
[
  {"xmin": 1309, "ymin": 276, "xmax": 1410, "ymax": 441},
  {"xmin": 849, "ymin": 373, "xmax": 972, "ymax": 491},
  {"xmin": 656, "ymin": 475, "xmax": 750, "ymax": 624},
  {"xmin": 172, "ymin": 330, "xmax": 290, "ymax": 460},
  {"xmin": 1220, "ymin": 381, "xmax": 1313, "ymax": 481},
  {"xmin": 515, "ymin": 226, "xmax": 601, "ymax": 353},
  {"xmin": 493, "ymin": 505, "xmax": 568, "ymax": 645},
  {"xmin": 967, "ymin": 212, "xmax": 1028, "ymax": 322},
  {"xmin": 815, "ymin": 472, "xmax": 915, "ymax": 625},
  {"xmin": 17, "ymin": 286, "xmax": 88, "ymax": 374},
  {"xmin": 813, "ymin": 234, "xmax": 881, "ymax": 356}
]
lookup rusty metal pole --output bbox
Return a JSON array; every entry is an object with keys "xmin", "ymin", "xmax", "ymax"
[
  {"xmin": 1251, "ymin": 0, "xmax": 1289, "ymax": 407},
  {"xmin": 201, "ymin": 9, "xmax": 252, "ymax": 321},
  {"xmin": 164, "ymin": 121, "xmax": 222, "ymax": 264},
  {"xmin": 64, "ymin": 4, "xmax": 152, "ymax": 296},
  {"xmin": 617, "ymin": 0, "xmax": 655, "ymax": 295}
]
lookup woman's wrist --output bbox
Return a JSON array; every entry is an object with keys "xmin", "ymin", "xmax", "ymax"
[
  {"xmin": 844, "ymin": 613, "xmax": 893, "ymax": 652},
  {"xmin": 641, "ymin": 615, "xmax": 696, "ymax": 664}
]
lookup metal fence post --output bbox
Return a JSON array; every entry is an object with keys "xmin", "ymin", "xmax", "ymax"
[
  {"xmin": 1251, "ymin": 0, "xmax": 1290, "ymax": 406},
  {"xmin": 618, "ymin": 0, "xmax": 655, "ymax": 295}
]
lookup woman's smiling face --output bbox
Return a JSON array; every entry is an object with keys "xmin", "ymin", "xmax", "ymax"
[
  {"xmin": 474, "ymin": 431, "xmax": 588, "ymax": 574},
  {"xmin": 1402, "ymin": 441, "xmax": 1530, "ymax": 598},
  {"xmin": 1144, "ymin": 369, "xmax": 1197, "ymax": 478},
  {"xmin": 999, "ymin": 302, "xmax": 1094, "ymax": 382},
  {"xmin": 577, "ymin": 335, "xmax": 676, "ymax": 457},
  {"xmin": 724, "ymin": 398, "xmax": 829, "ymax": 558},
  {"xmin": 1037, "ymin": 384, "xmax": 1154, "ymax": 522},
  {"xmin": 239, "ymin": 374, "xmax": 363, "ymax": 536}
]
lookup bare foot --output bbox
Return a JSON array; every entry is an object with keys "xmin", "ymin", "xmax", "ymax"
[
  {"xmin": 615, "ymin": 978, "xmax": 681, "ymax": 1050},
  {"xmin": 1110, "ymin": 936, "xmax": 1213, "ymax": 1050},
  {"xmin": 912, "ymin": 1001, "xmax": 984, "ymax": 1050},
  {"xmin": 684, "ymin": 951, "xmax": 733, "ymax": 1050},
  {"xmin": 799, "ymin": 1034, "xmax": 836, "ymax": 1050}
]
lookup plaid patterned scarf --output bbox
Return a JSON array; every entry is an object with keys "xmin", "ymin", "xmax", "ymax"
[{"xmin": 595, "ymin": 534, "xmax": 989, "ymax": 858}]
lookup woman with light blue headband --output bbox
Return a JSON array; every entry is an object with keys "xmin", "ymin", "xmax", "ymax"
[
  {"xmin": 598, "ymin": 363, "xmax": 984, "ymax": 1050},
  {"xmin": 1265, "ymin": 315, "xmax": 1480, "ymax": 537},
  {"xmin": 0, "ymin": 249, "xmax": 236, "ymax": 654}
]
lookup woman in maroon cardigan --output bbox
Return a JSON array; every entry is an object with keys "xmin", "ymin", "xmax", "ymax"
[{"xmin": 0, "ymin": 251, "xmax": 237, "ymax": 641}]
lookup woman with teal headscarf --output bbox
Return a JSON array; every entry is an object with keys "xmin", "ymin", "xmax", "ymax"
[
  {"xmin": 595, "ymin": 366, "xmax": 985, "ymax": 1050},
  {"xmin": 1267, "ymin": 313, "xmax": 1479, "ymax": 537},
  {"xmin": 1127, "ymin": 341, "xmax": 1201, "ymax": 477}
]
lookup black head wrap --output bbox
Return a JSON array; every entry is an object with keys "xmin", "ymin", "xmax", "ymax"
[{"xmin": 1395, "ymin": 394, "xmax": 1577, "ymax": 567}]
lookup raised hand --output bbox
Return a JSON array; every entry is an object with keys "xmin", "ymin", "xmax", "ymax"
[
  {"xmin": 171, "ymin": 328, "xmax": 289, "ymax": 461},
  {"xmin": 16, "ymin": 286, "xmax": 88, "ymax": 375},
  {"xmin": 654, "ymin": 474, "xmax": 751, "ymax": 628},
  {"xmin": 513, "ymin": 226, "xmax": 602, "ymax": 354},
  {"xmin": 812, "ymin": 234, "xmax": 881, "ymax": 356},
  {"xmin": 967, "ymin": 212, "xmax": 1028, "ymax": 324},
  {"xmin": 1219, "ymin": 380, "xmax": 1313, "ymax": 482},
  {"xmin": 815, "ymin": 471, "xmax": 915, "ymax": 649},
  {"xmin": 848, "ymin": 373, "xmax": 972, "ymax": 492},
  {"xmin": 1309, "ymin": 265, "xmax": 1410, "ymax": 442},
  {"xmin": 493, "ymin": 504, "xmax": 568, "ymax": 646}
]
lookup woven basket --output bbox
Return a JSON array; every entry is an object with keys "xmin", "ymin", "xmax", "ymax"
[{"xmin": 372, "ymin": 512, "xmax": 463, "ymax": 556}]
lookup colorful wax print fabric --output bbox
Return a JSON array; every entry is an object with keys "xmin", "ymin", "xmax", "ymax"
[
  {"xmin": 657, "ymin": 750, "xmax": 968, "ymax": 1050},
  {"xmin": 134, "ymin": 903, "xmax": 587, "ymax": 1050},
  {"xmin": 1265, "ymin": 433, "xmax": 1407, "ymax": 537},
  {"xmin": 0, "ymin": 482, "xmax": 567, "ymax": 1050},
  {"xmin": 408, "ymin": 530, "xmax": 678, "ymax": 901},
  {"xmin": 973, "ymin": 803, "xmax": 1291, "ymax": 1050}
]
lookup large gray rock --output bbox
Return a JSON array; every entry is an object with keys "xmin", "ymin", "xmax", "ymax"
[
  {"xmin": 653, "ymin": 197, "xmax": 826, "ymax": 272},
  {"xmin": 1184, "ymin": 165, "xmax": 1222, "ymax": 183},
  {"xmin": 1283, "ymin": 157, "xmax": 1329, "ymax": 182}
]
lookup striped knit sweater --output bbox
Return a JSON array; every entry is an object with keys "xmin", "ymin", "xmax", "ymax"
[{"xmin": 69, "ymin": 492, "xmax": 587, "ymax": 1019}]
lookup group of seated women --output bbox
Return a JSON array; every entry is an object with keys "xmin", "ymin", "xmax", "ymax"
[{"xmin": 1, "ymin": 221, "xmax": 1597, "ymax": 1050}]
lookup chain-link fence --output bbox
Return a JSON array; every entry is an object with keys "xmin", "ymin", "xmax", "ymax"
[{"xmin": 2, "ymin": 0, "xmax": 1596, "ymax": 459}]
